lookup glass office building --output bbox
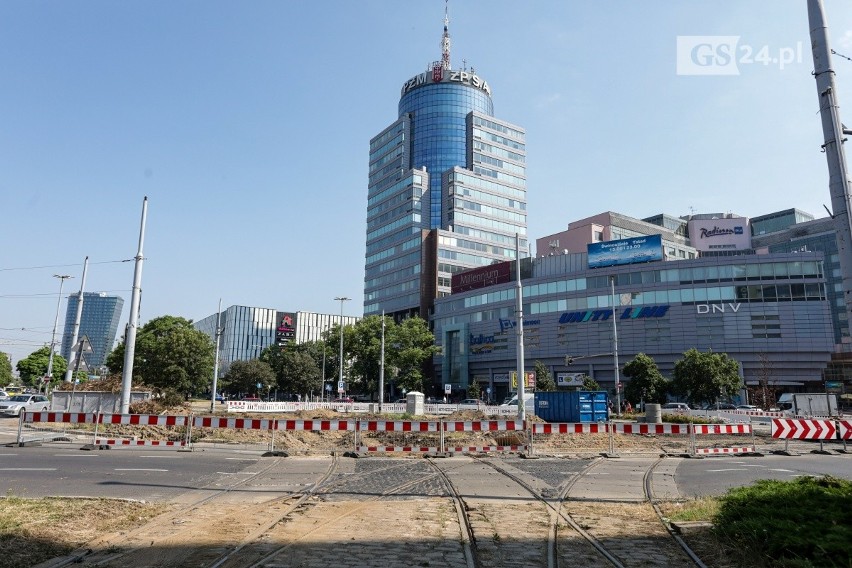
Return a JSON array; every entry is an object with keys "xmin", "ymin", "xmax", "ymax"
[
  {"xmin": 364, "ymin": 16, "xmax": 527, "ymax": 320},
  {"xmin": 60, "ymin": 292, "xmax": 124, "ymax": 370}
]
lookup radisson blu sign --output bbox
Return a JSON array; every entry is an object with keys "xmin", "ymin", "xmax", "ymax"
[{"xmin": 587, "ymin": 235, "xmax": 663, "ymax": 269}]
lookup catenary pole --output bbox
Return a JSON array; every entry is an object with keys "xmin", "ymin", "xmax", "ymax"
[
  {"xmin": 120, "ymin": 196, "xmax": 148, "ymax": 414},
  {"xmin": 515, "ymin": 233, "xmax": 525, "ymax": 421},
  {"xmin": 808, "ymin": 1, "xmax": 852, "ymax": 324},
  {"xmin": 611, "ymin": 276, "xmax": 621, "ymax": 415},
  {"xmin": 64, "ymin": 257, "xmax": 89, "ymax": 383},
  {"xmin": 379, "ymin": 310, "xmax": 385, "ymax": 411},
  {"xmin": 210, "ymin": 298, "xmax": 223, "ymax": 413},
  {"xmin": 46, "ymin": 274, "xmax": 73, "ymax": 392}
]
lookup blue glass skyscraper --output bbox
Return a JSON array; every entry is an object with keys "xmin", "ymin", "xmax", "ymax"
[
  {"xmin": 60, "ymin": 292, "xmax": 124, "ymax": 371},
  {"xmin": 364, "ymin": 11, "xmax": 527, "ymax": 319}
]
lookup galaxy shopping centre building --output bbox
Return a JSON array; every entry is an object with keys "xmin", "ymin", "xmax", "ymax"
[{"xmin": 430, "ymin": 211, "xmax": 837, "ymax": 403}]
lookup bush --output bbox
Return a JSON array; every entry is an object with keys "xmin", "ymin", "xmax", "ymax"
[{"xmin": 713, "ymin": 476, "xmax": 852, "ymax": 567}]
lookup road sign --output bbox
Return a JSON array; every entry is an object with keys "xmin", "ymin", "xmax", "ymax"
[
  {"xmin": 444, "ymin": 384, "xmax": 451, "ymax": 394},
  {"xmin": 771, "ymin": 418, "xmax": 836, "ymax": 440},
  {"xmin": 325, "ymin": 384, "xmax": 332, "ymax": 392}
]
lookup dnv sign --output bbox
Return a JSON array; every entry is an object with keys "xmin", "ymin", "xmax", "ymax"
[{"xmin": 559, "ymin": 305, "xmax": 670, "ymax": 324}]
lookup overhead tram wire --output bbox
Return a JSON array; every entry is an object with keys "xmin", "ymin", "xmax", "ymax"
[
  {"xmin": 831, "ymin": 49, "xmax": 852, "ymax": 63},
  {"xmin": 0, "ymin": 258, "xmax": 134, "ymax": 272}
]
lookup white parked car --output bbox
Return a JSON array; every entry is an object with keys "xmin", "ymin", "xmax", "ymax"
[
  {"xmin": 0, "ymin": 390, "xmax": 9, "ymax": 401},
  {"xmin": 0, "ymin": 394, "xmax": 50, "ymax": 417}
]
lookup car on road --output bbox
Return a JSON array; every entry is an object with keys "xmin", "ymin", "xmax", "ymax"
[
  {"xmin": 661, "ymin": 402, "xmax": 690, "ymax": 412},
  {"xmin": 0, "ymin": 394, "xmax": 50, "ymax": 417},
  {"xmin": 703, "ymin": 403, "xmax": 738, "ymax": 410},
  {"xmin": 736, "ymin": 404, "xmax": 759, "ymax": 410},
  {"xmin": 0, "ymin": 390, "xmax": 9, "ymax": 401},
  {"xmin": 394, "ymin": 399, "xmax": 408, "ymax": 404},
  {"xmin": 459, "ymin": 398, "xmax": 481, "ymax": 405},
  {"xmin": 332, "ymin": 397, "xmax": 353, "ymax": 403}
]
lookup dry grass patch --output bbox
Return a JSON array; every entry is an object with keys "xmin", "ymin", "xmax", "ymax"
[{"xmin": 0, "ymin": 496, "xmax": 169, "ymax": 568}]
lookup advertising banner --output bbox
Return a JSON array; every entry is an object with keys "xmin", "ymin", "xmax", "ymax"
[
  {"xmin": 452, "ymin": 260, "xmax": 512, "ymax": 293},
  {"xmin": 687, "ymin": 218, "xmax": 751, "ymax": 252},
  {"xmin": 587, "ymin": 235, "xmax": 663, "ymax": 269}
]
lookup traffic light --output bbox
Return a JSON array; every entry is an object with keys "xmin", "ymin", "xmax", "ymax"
[{"xmin": 564, "ymin": 355, "xmax": 574, "ymax": 366}]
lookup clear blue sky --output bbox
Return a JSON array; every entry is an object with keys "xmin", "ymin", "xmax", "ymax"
[{"xmin": 2, "ymin": 1, "xmax": 852, "ymax": 367}]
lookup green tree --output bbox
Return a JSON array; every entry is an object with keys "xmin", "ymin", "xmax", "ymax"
[
  {"xmin": 16, "ymin": 347, "xmax": 67, "ymax": 389},
  {"xmin": 386, "ymin": 317, "xmax": 439, "ymax": 394},
  {"xmin": 0, "ymin": 352, "xmax": 12, "ymax": 386},
  {"xmin": 623, "ymin": 353, "xmax": 670, "ymax": 405},
  {"xmin": 106, "ymin": 315, "xmax": 215, "ymax": 396},
  {"xmin": 671, "ymin": 348, "xmax": 743, "ymax": 407},
  {"xmin": 581, "ymin": 375, "xmax": 601, "ymax": 391},
  {"xmin": 534, "ymin": 361, "xmax": 556, "ymax": 391},
  {"xmin": 467, "ymin": 380, "xmax": 481, "ymax": 400},
  {"xmin": 222, "ymin": 359, "xmax": 276, "ymax": 397},
  {"xmin": 261, "ymin": 343, "xmax": 323, "ymax": 397}
]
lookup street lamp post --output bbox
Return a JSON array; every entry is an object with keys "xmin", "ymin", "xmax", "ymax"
[
  {"xmin": 334, "ymin": 297, "xmax": 350, "ymax": 397},
  {"xmin": 46, "ymin": 274, "xmax": 73, "ymax": 393},
  {"xmin": 610, "ymin": 276, "xmax": 621, "ymax": 416}
]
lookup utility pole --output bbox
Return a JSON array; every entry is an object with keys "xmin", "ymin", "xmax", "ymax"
[
  {"xmin": 334, "ymin": 297, "xmax": 350, "ymax": 397},
  {"xmin": 64, "ymin": 257, "xmax": 88, "ymax": 383},
  {"xmin": 120, "ymin": 196, "xmax": 148, "ymax": 414},
  {"xmin": 611, "ymin": 276, "xmax": 621, "ymax": 416},
  {"xmin": 46, "ymin": 274, "xmax": 73, "ymax": 392},
  {"xmin": 808, "ymin": 1, "xmax": 852, "ymax": 323},
  {"xmin": 515, "ymin": 233, "xmax": 526, "ymax": 421},
  {"xmin": 379, "ymin": 310, "xmax": 385, "ymax": 411},
  {"xmin": 210, "ymin": 298, "xmax": 223, "ymax": 413}
]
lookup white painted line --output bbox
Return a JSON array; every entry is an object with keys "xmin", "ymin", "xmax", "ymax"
[
  {"xmin": 706, "ymin": 469, "xmax": 747, "ymax": 472},
  {"xmin": 114, "ymin": 468, "xmax": 168, "ymax": 472},
  {"xmin": 53, "ymin": 454, "xmax": 99, "ymax": 457},
  {"xmin": 138, "ymin": 455, "xmax": 182, "ymax": 459},
  {"xmin": 0, "ymin": 468, "xmax": 57, "ymax": 471},
  {"xmin": 215, "ymin": 472, "xmax": 256, "ymax": 475},
  {"xmin": 225, "ymin": 457, "xmax": 259, "ymax": 461},
  {"xmin": 769, "ymin": 469, "xmax": 796, "ymax": 473},
  {"xmin": 739, "ymin": 464, "xmax": 766, "ymax": 468},
  {"xmin": 0, "ymin": 454, "xmax": 19, "ymax": 457}
]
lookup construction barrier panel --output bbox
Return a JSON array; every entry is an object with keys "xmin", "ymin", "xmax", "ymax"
[
  {"xmin": 771, "ymin": 417, "xmax": 840, "ymax": 454},
  {"xmin": 691, "ymin": 423, "xmax": 756, "ymax": 456},
  {"xmin": 18, "ymin": 411, "xmax": 191, "ymax": 448}
]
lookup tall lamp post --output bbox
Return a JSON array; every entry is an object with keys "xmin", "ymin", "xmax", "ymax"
[
  {"xmin": 334, "ymin": 297, "xmax": 350, "ymax": 397},
  {"xmin": 46, "ymin": 274, "xmax": 73, "ymax": 393},
  {"xmin": 610, "ymin": 276, "xmax": 621, "ymax": 415}
]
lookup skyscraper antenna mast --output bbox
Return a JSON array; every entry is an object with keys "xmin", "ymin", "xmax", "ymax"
[{"xmin": 441, "ymin": 0, "xmax": 451, "ymax": 70}]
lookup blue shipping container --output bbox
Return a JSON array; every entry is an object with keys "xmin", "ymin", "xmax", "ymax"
[{"xmin": 534, "ymin": 391, "xmax": 610, "ymax": 423}]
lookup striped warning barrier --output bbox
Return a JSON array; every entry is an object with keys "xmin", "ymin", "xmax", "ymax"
[
  {"xmin": 443, "ymin": 420, "xmax": 524, "ymax": 432},
  {"xmin": 358, "ymin": 446, "xmax": 440, "ymax": 453},
  {"xmin": 447, "ymin": 445, "xmax": 527, "ymax": 453},
  {"xmin": 276, "ymin": 419, "xmax": 356, "ymax": 431},
  {"xmin": 771, "ymin": 418, "xmax": 836, "ymax": 440},
  {"xmin": 693, "ymin": 424, "xmax": 752, "ymax": 435},
  {"xmin": 615, "ymin": 423, "xmax": 690, "ymax": 435},
  {"xmin": 358, "ymin": 420, "xmax": 439, "ymax": 432},
  {"xmin": 694, "ymin": 446, "xmax": 755, "ymax": 455},
  {"xmin": 100, "ymin": 414, "xmax": 188, "ymax": 426},
  {"xmin": 95, "ymin": 438, "xmax": 187, "ymax": 447},
  {"xmin": 532, "ymin": 423, "xmax": 609, "ymax": 434},
  {"xmin": 24, "ymin": 412, "xmax": 97, "ymax": 424},
  {"xmin": 838, "ymin": 420, "xmax": 852, "ymax": 440},
  {"xmin": 193, "ymin": 417, "xmax": 274, "ymax": 430}
]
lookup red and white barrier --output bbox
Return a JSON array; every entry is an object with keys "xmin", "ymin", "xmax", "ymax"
[
  {"xmin": 838, "ymin": 420, "xmax": 852, "ymax": 440},
  {"xmin": 693, "ymin": 424, "xmax": 752, "ymax": 435},
  {"xmin": 95, "ymin": 438, "xmax": 187, "ymax": 447},
  {"xmin": 277, "ymin": 419, "xmax": 356, "ymax": 431},
  {"xmin": 771, "ymin": 418, "xmax": 837, "ymax": 440},
  {"xmin": 193, "ymin": 417, "xmax": 274, "ymax": 430},
  {"xmin": 447, "ymin": 445, "xmax": 527, "ymax": 453},
  {"xmin": 100, "ymin": 414, "xmax": 187, "ymax": 426},
  {"xmin": 615, "ymin": 423, "xmax": 690, "ymax": 435},
  {"xmin": 532, "ymin": 423, "xmax": 608, "ymax": 434},
  {"xmin": 358, "ymin": 446, "xmax": 440, "ymax": 453},
  {"xmin": 443, "ymin": 420, "xmax": 524, "ymax": 432},
  {"xmin": 358, "ymin": 420, "xmax": 439, "ymax": 432},
  {"xmin": 694, "ymin": 446, "xmax": 755, "ymax": 455},
  {"xmin": 25, "ymin": 412, "xmax": 97, "ymax": 424}
]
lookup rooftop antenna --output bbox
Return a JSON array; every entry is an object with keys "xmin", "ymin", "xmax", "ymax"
[{"xmin": 441, "ymin": 0, "xmax": 451, "ymax": 70}]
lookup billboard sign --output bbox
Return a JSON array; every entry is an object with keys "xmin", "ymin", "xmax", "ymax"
[
  {"xmin": 587, "ymin": 235, "xmax": 663, "ymax": 269},
  {"xmin": 275, "ymin": 312, "xmax": 297, "ymax": 345},
  {"xmin": 687, "ymin": 218, "xmax": 751, "ymax": 252},
  {"xmin": 556, "ymin": 373, "xmax": 585, "ymax": 387},
  {"xmin": 452, "ymin": 261, "xmax": 512, "ymax": 293}
]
